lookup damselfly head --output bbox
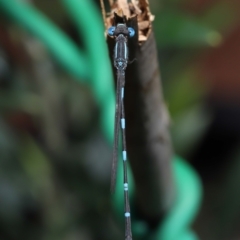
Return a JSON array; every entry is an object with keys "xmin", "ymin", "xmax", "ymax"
[{"xmin": 107, "ymin": 24, "xmax": 135, "ymax": 38}]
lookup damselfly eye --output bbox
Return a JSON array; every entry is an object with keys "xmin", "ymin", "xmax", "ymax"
[
  {"xmin": 108, "ymin": 26, "xmax": 116, "ymax": 36},
  {"xmin": 128, "ymin": 27, "xmax": 135, "ymax": 37}
]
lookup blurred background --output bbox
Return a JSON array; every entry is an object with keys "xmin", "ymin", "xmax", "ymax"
[{"xmin": 0, "ymin": 0, "xmax": 240, "ymax": 239}]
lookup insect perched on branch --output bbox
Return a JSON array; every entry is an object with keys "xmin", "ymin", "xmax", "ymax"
[{"xmin": 107, "ymin": 23, "xmax": 135, "ymax": 240}]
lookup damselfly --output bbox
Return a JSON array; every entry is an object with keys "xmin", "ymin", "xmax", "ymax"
[{"xmin": 107, "ymin": 23, "xmax": 135, "ymax": 240}]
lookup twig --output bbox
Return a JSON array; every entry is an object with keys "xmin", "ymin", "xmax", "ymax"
[
  {"xmin": 108, "ymin": 0, "xmax": 114, "ymax": 7},
  {"xmin": 99, "ymin": 0, "xmax": 107, "ymax": 29}
]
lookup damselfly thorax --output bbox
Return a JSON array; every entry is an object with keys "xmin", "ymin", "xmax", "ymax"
[{"xmin": 114, "ymin": 34, "xmax": 128, "ymax": 70}]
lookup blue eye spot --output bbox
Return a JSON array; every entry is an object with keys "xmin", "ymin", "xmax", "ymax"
[
  {"xmin": 108, "ymin": 26, "xmax": 116, "ymax": 36},
  {"xmin": 128, "ymin": 27, "xmax": 135, "ymax": 37}
]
